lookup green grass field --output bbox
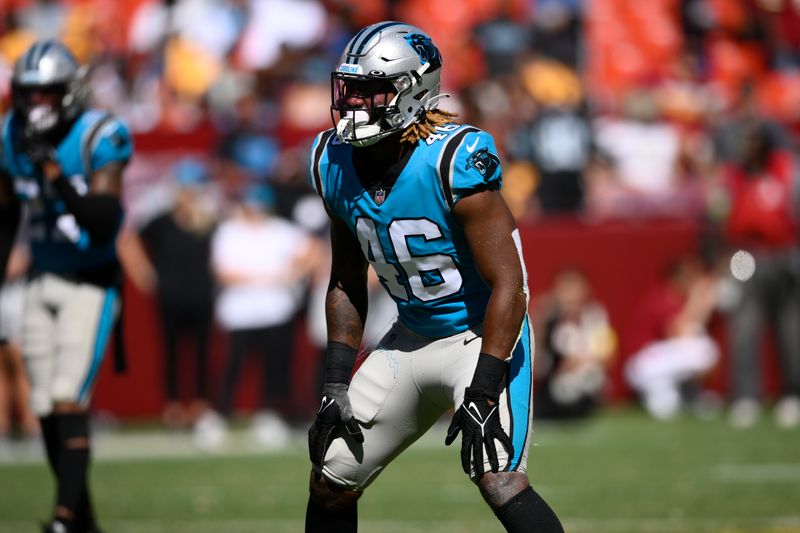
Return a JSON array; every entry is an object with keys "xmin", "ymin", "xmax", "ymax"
[{"xmin": 2, "ymin": 408, "xmax": 799, "ymax": 533}]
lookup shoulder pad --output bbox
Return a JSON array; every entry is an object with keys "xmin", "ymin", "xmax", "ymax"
[
  {"xmin": 308, "ymin": 128, "xmax": 336, "ymax": 200},
  {"xmin": 82, "ymin": 112, "xmax": 133, "ymax": 174}
]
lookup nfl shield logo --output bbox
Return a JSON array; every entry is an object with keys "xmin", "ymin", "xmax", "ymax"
[{"xmin": 374, "ymin": 188, "xmax": 386, "ymax": 205}]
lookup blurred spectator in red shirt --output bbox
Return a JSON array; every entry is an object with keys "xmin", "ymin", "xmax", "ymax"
[
  {"xmin": 716, "ymin": 120, "xmax": 800, "ymax": 429},
  {"xmin": 625, "ymin": 256, "xmax": 720, "ymax": 420}
]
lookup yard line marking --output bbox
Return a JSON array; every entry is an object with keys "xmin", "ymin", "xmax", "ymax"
[
  {"xmin": 711, "ymin": 463, "xmax": 800, "ymax": 483},
  {"xmin": 565, "ymin": 516, "xmax": 800, "ymax": 532}
]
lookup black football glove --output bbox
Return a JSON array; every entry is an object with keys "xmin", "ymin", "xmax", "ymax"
[
  {"xmin": 308, "ymin": 382, "xmax": 364, "ymax": 469},
  {"xmin": 445, "ymin": 387, "xmax": 513, "ymax": 478}
]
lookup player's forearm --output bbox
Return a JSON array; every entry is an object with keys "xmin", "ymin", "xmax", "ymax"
[
  {"xmin": 325, "ymin": 284, "xmax": 367, "ymax": 349},
  {"xmin": 51, "ymin": 177, "xmax": 122, "ymax": 244},
  {"xmin": 321, "ymin": 285, "xmax": 366, "ymax": 386},
  {"xmin": 480, "ymin": 280, "xmax": 528, "ymax": 361},
  {"xmin": 325, "ymin": 217, "xmax": 368, "ymax": 349},
  {"xmin": 453, "ymin": 190, "xmax": 527, "ymax": 360}
]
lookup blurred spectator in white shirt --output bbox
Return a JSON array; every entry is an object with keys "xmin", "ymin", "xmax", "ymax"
[
  {"xmin": 594, "ymin": 90, "xmax": 681, "ymax": 198},
  {"xmin": 195, "ymin": 184, "xmax": 322, "ymax": 450}
]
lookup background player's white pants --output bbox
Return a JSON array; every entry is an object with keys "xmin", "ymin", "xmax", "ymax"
[
  {"xmin": 321, "ymin": 318, "xmax": 535, "ymax": 491},
  {"xmin": 22, "ymin": 273, "xmax": 120, "ymax": 416},
  {"xmin": 625, "ymin": 335, "xmax": 719, "ymax": 419},
  {"xmin": 0, "ymin": 279, "xmax": 26, "ymax": 341}
]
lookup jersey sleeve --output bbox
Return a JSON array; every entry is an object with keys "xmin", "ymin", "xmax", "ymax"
[
  {"xmin": 90, "ymin": 117, "xmax": 134, "ymax": 171},
  {"xmin": 449, "ymin": 129, "xmax": 503, "ymax": 204}
]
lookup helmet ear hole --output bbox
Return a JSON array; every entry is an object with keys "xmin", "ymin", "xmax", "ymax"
[{"xmin": 413, "ymin": 90, "xmax": 428, "ymax": 101}]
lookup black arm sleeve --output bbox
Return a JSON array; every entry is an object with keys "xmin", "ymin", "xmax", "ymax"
[
  {"xmin": 51, "ymin": 176, "xmax": 122, "ymax": 244},
  {"xmin": 0, "ymin": 198, "xmax": 21, "ymax": 283}
]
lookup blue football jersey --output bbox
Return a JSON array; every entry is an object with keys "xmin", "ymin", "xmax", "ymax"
[
  {"xmin": 309, "ymin": 123, "xmax": 504, "ymax": 338},
  {"xmin": 0, "ymin": 109, "xmax": 133, "ymax": 275}
]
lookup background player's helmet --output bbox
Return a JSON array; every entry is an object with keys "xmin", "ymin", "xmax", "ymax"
[
  {"xmin": 11, "ymin": 40, "xmax": 86, "ymax": 137},
  {"xmin": 331, "ymin": 21, "xmax": 443, "ymax": 147}
]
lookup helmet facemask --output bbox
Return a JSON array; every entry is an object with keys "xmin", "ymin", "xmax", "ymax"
[
  {"xmin": 331, "ymin": 23, "xmax": 444, "ymax": 147},
  {"xmin": 11, "ymin": 41, "xmax": 87, "ymax": 142},
  {"xmin": 13, "ymin": 83, "xmax": 69, "ymax": 139},
  {"xmin": 331, "ymin": 72, "xmax": 415, "ymax": 147}
]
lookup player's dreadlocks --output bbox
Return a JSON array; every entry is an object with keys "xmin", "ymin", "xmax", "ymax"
[{"xmin": 400, "ymin": 109, "xmax": 460, "ymax": 144}]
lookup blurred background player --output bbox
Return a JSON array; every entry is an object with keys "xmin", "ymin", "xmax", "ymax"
[
  {"xmin": 305, "ymin": 22, "xmax": 563, "ymax": 533},
  {"xmin": 0, "ymin": 40, "xmax": 133, "ymax": 533}
]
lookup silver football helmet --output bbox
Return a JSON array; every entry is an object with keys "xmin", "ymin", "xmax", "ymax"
[
  {"xmin": 11, "ymin": 40, "xmax": 87, "ymax": 137},
  {"xmin": 331, "ymin": 21, "xmax": 444, "ymax": 147}
]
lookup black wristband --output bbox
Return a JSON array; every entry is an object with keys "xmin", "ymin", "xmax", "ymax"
[
  {"xmin": 469, "ymin": 352, "xmax": 508, "ymax": 395},
  {"xmin": 324, "ymin": 341, "xmax": 358, "ymax": 384},
  {"xmin": 0, "ymin": 197, "xmax": 21, "ymax": 286}
]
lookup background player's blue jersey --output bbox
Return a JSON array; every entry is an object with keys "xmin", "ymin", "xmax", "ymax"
[
  {"xmin": 0, "ymin": 109, "xmax": 132, "ymax": 276},
  {"xmin": 310, "ymin": 123, "xmax": 504, "ymax": 338}
]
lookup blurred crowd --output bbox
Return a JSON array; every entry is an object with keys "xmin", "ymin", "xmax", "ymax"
[
  {"xmin": 3, "ymin": 0, "xmax": 800, "ymax": 220},
  {"xmin": 2, "ymin": 0, "xmax": 800, "ymax": 451},
  {"xmin": 2, "ymin": 0, "xmax": 800, "ymax": 222}
]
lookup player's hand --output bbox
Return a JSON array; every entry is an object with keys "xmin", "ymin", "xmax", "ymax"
[
  {"xmin": 308, "ymin": 382, "xmax": 364, "ymax": 469},
  {"xmin": 445, "ymin": 387, "xmax": 513, "ymax": 478}
]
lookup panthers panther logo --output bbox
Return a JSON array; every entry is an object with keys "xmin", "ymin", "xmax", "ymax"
[
  {"xmin": 465, "ymin": 147, "xmax": 500, "ymax": 179},
  {"xmin": 404, "ymin": 34, "xmax": 441, "ymax": 70}
]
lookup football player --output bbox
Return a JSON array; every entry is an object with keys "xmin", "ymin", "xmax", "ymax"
[
  {"xmin": 305, "ymin": 22, "xmax": 563, "ymax": 532},
  {"xmin": 0, "ymin": 40, "xmax": 132, "ymax": 533}
]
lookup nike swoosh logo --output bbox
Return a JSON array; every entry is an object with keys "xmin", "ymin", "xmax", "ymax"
[
  {"xmin": 463, "ymin": 336, "xmax": 480, "ymax": 345},
  {"xmin": 467, "ymin": 402, "xmax": 484, "ymax": 421},
  {"xmin": 465, "ymin": 137, "xmax": 480, "ymax": 153},
  {"xmin": 318, "ymin": 396, "xmax": 335, "ymax": 414}
]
